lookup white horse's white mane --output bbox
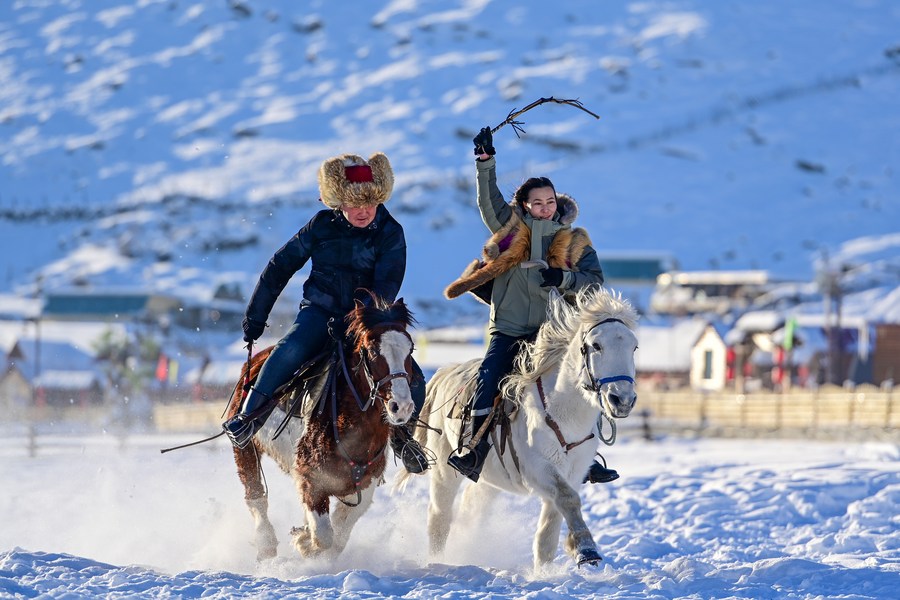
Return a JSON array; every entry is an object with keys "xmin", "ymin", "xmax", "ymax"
[{"xmin": 503, "ymin": 287, "xmax": 638, "ymax": 401}]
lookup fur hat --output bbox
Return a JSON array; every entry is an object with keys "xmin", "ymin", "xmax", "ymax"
[{"xmin": 318, "ymin": 152, "xmax": 394, "ymax": 209}]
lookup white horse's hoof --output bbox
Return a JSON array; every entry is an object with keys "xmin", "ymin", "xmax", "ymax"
[{"xmin": 576, "ymin": 548, "xmax": 603, "ymax": 566}]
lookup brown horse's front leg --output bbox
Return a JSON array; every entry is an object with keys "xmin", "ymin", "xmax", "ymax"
[
  {"xmin": 292, "ymin": 487, "xmax": 332, "ymax": 557},
  {"xmin": 234, "ymin": 445, "xmax": 278, "ymax": 560}
]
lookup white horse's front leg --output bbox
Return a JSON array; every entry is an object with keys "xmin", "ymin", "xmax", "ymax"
[
  {"xmin": 427, "ymin": 463, "xmax": 465, "ymax": 557},
  {"xmin": 329, "ymin": 484, "xmax": 376, "ymax": 557},
  {"xmin": 536, "ymin": 470, "xmax": 600, "ymax": 567},
  {"xmin": 534, "ymin": 499, "xmax": 563, "ymax": 568}
]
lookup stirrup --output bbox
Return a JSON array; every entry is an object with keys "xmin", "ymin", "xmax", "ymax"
[
  {"xmin": 223, "ymin": 387, "xmax": 271, "ymax": 449},
  {"xmin": 447, "ymin": 439, "xmax": 489, "ymax": 483},
  {"xmin": 223, "ymin": 414, "xmax": 259, "ymax": 449},
  {"xmin": 390, "ymin": 427, "xmax": 431, "ymax": 474}
]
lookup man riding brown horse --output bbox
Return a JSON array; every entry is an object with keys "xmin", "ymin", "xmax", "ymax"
[{"xmin": 222, "ymin": 152, "xmax": 429, "ymax": 474}]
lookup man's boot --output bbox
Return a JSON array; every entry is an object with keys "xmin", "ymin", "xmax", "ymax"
[
  {"xmin": 447, "ymin": 414, "xmax": 492, "ymax": 483},
  {"xmin": 583, "ymin": 455, "xmax": 620, "ymax": 484},
  {"xmin": 390, "ymin": 424, "xmax": 430, "ymax": 474},
  {"xmin": 222, "ymin": 387, "xmax": 272, "ymax": 449}
]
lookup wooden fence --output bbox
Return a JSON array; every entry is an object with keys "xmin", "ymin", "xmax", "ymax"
[
  {"xmin": 148, "ymin": 385, "xmax": 899, "ymax": 441},
  {"xmin": 637, "ymin": 384, "xmax": 899, "ymax": 440},
  {"xmin": 152, "ymin": 402, "xmax": 225, "ymax": 432}
]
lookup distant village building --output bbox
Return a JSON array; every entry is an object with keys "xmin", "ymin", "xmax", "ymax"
[
  {"xmin": 650, "ymin": 270, "xmax": 776, "ymax": 316},
  {"xmin": 0, "ymin": 339, "xmax": 104, "ymax": 410},
  {"xmin": 42, "ymin": 289, "xmax": 181, "ymax": 324},
  {"xmin": 598, "ymin": 253, "xmax": 676, "ymax": 314},
  {"xmin": 690, "ymin": 324, "xmax": 728, "ymax": 391},
  {"xmin": 635, "ymin": 318, "xmax": 708, "ymax": 390},
  {"xmin": 872, "ymin": 324, "xmax": 900, "ymax": 385}
]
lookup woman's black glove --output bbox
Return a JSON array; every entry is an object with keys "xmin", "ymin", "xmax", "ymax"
[
  {"xmin": 539, "ymin": 267, "xmax": 564, "ymax": 288},
  {"xmin": 473, "ymin": 126, "xmax": 496, "ymax": 156},
  {"xmin": 241, "ymin": 317, "xmax": 266, "ymax": 342}
]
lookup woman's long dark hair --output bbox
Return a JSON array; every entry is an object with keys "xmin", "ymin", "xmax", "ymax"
[{"xmin": 512, "ymin": 176, "xmax": 556, "ymax": 211}]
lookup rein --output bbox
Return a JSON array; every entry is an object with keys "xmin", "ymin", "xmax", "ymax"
[{"xmin": 330, "ymin": 326, "xmax": 411, "ymax": 507}]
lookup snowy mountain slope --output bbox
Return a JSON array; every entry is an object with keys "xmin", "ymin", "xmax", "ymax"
[{"xmin": 2, "ymin": 0, "xmax": 899, "ymax": 326}]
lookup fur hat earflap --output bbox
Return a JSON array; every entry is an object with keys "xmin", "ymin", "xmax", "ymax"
[{"xmin": 318, "ymin": 152, "xmax": 394, "ymax": 209}]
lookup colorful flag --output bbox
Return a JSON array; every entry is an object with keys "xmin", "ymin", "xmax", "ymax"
[
  {"xmin": 783, "ymin": 317, "xmax": 797, "ymax": 351},
  {"xmin": 156, "ymin": 353, "xmax": 168, "ymax": 381}
]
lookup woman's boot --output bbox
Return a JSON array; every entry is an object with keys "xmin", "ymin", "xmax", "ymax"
[
  {"xmin": 583, "ymin": 455, "xmax": 620, "ymax": 484},
  {"xmin": 447, "ymin": 414, "xmax": 492, "ymax": 482}
]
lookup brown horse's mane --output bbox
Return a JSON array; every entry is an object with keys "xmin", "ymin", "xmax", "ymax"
[{"xmin": 346, "ymin": 292, "xmax": 416, "ymax": 351}]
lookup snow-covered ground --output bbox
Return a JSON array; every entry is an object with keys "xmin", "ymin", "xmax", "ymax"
[{"xmin": 1, "ymin": 432, "xmax": 897, "ymax": 598}]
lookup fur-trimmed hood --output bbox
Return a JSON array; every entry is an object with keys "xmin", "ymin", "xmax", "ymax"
[{"xmin": 550, "ymin": 193, "xmax": 579, "ymax": 226}]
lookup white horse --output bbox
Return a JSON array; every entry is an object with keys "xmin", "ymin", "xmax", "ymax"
[{"xmin": 398, "ymin": 287, "xmax": 638, "ymax": 570}]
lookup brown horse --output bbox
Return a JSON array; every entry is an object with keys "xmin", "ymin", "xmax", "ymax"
[{"xmin": 226, "ymin": 296, "xmax": 416, "ymax": 560}]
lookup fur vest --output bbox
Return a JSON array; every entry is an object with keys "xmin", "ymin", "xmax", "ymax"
[{"xmin": 444, "ymin": 194, "xmax": 592, "ymax": 302}]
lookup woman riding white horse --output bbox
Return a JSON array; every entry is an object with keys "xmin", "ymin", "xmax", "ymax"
[
  {"xmin": 441, "ymin": 125, "xmax": 616, "ymax": 485},
  {"xmin": 398, "ymin": 286, "xmax": 639, "ymax": 569}
]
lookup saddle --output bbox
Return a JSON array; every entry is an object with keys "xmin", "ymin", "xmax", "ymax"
[
  {"xmin": 449, "ymin": 376, "xmax": 520, "ymax": 468},
  {"xmin": 250, "ymin": 341, "xmax": 339, "ymax": 439},
  {"xmin": 280, "ymin": 347, "xmax": 336, "ymax": 417}
]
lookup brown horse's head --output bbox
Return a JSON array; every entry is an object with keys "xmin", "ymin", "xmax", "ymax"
[{"xmin": 346, "ymin": 292, "xmax": 417, "ymax": 425}]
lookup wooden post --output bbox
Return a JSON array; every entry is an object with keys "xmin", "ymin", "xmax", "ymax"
[
  {"xmin": 640, "ymin": 408, "xmax": 653, "ymax": 441},
  {"xmin": 27, "ymin": 423, "xmax": 37, "ymax": 458}
]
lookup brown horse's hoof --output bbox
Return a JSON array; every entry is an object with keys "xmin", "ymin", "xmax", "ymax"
[
  {"xmin": 256, "ymin": 546, "xmax": 277, "ymax": 562},
  {"xmin": 291, "ymin": 525, "xmax": 313, "ymax": 557},
  {"xmin": 291, "ymin": 524, "xmax": 331, "ymax": 557}
]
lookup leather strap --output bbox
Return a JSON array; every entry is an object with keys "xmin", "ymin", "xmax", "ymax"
[{"xmin": 536, "ymin": 377, "xmax": 595, "ymax": 453}]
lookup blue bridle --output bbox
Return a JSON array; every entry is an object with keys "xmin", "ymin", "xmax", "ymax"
[{"xmin": 581, "ymin": 318, "xmax": 636, "ymax": 391}]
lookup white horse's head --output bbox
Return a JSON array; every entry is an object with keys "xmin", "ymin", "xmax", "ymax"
[
  {"xmin": 569, "ymin": 287, "xmax": 639, "ymax": 419},
  {"xmin": 579, "ymin": 315, "xmax": 638, "ymax": 418},
  {"xmin": 504, "ymin": 286, "xmax": 639, "ymax": 420}
]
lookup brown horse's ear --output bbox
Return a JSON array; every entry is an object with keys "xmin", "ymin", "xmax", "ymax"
[
  {"xmin": 396, "ymin": 297, "xmax": 404, "ymax": 306},
  {"xmin": 354, "ymin": 298, "xmax": 365, "ymax": 310}
]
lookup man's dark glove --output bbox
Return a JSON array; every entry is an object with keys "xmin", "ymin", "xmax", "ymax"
[
  {"xmin": 539, "ymin": 267, "xmax": 564, "ymax": 288},
  {"xmin": 241, "ymin": 317, "xmax": 266, "ymax": 342},
  {"xmin": 473, "ymin": 126, "xmax": 496, "ymax": 156}
]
